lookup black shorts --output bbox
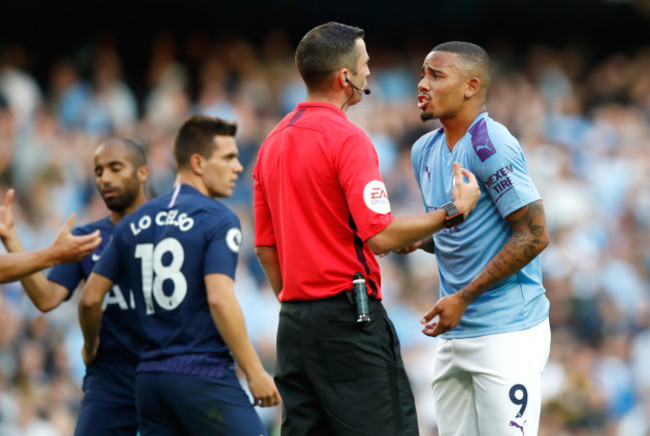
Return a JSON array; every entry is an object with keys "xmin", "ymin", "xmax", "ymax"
[{"xmin": 275, "ymin": 293, "xmax": 419, "ymax": 436}]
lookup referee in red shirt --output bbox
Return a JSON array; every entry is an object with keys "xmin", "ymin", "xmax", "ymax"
[{"xmin": 253, "ymin": 22, "xmax": 480, "ymax": 436}]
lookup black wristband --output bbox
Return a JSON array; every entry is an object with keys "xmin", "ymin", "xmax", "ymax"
[{"xmin": 441, "ymin": 202, "xmax": 464, "ymax": 228}]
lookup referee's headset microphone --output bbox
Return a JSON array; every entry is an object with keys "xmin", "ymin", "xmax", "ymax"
[{"xmin": 345, "ymin": 75, "xmax": 372, "ymax": 95}]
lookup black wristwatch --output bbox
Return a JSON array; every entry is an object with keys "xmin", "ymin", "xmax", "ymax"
[{"xmin": 441, "ymin": 202, "xmax": 464, "ymax": 228}]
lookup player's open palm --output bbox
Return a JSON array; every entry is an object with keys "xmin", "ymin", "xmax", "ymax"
[
  {"xmin": 247, "ymin": 371, "xmax": 282, "ymax": 408},
  {"xmin": 421, "ymin": 292, "xmax": 469, "ymax": 337},
  {"xmin": 451, "ymin": 162, "xmax": 480, "ymax": 218},
  {"xmin": 51, "ymin": 214, "xmax": 102, "ymax": 263}
]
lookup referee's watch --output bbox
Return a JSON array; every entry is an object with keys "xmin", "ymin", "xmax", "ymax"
[{"xmin": 441, "ymin": 202, "xmax": 464, "ymax": 228}]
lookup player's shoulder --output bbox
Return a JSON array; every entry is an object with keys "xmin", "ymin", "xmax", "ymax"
[
  {"xmin": 175, "ymin": 187, "xmax": 240, "ymax": 226},
  {"xmin": 482, "ymin": 114, "xmax": 517, "ymax": 143},
  {"xmin": 209, "ymin": 200, "xmax": 241, "ymax": 226},
  {"xmin": 467, "ymin": 114, "xmax": 520, "ymax": 163}
]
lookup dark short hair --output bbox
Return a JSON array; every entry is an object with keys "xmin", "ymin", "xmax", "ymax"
[
  {"xmin": 295, "ymin": 22, "xmax": 365, "ymax": 92},
  {"xmin": 431, "ymin": 41, "xmax": 490, "ymax": 82},
  {"xmin": 99, "ymin": 138, "xmax": 147, "ymax": 168},
  {"xmin": 173, "ymin": 115, "xmax": 237, "ymax": 169}
]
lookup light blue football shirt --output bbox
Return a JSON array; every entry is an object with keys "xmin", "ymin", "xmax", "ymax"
[{"xmin": 411, "ymin": 112, "xmax": 549, "ymax": 339}]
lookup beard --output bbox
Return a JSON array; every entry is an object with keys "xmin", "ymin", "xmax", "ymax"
[
  {"xmin": 104, "ymin": 193, "xmax": 133, "ymax": 212},
  {"xmin": 102, "ymin": 182, "xmax": 140, "ymax": 212},
  {"xmin": 420, "ymin": 110, "xmax": 434, "ymax": 122}
]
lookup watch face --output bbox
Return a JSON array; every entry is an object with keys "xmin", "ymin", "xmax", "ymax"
[
  {"xmin": 442, "ymin": 202, "xmax": 463, "ymax": 228},
  {"xmin": 445, "ymin": 213, "xmax": 464, "ymax": 228}
]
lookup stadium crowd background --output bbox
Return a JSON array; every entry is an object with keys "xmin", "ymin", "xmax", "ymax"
[{"xmin": 1, "ymin": 1, "xmax": 650, "ymax": 434}]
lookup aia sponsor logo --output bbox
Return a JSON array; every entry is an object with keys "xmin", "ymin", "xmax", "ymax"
[{"xmin": 363, "ymin": 180, "xmax": 391, "ymax": 214}]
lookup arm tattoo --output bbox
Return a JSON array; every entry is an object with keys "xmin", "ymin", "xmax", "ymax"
[{"xmin": 461, "ymin": 201, "xmax": 548, "ymax": 303}]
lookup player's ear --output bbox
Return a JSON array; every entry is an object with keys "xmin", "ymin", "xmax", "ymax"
[
  {"xmin": 464, "ymin": 76, "xmax": 481, "ymax": 99},
  {"xmin": 189, "ymin": 154, "xmax": 204, "ymax": 175},
  {"xmin": 137, "ymin": 165, "xmax": 149, "ymax": 183}
]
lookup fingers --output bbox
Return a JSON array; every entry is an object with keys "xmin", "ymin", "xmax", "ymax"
[
  {"xmin": 421, "ymin": 305, "xmax": 440, "ymax": 324},
  {"xmin": 461, "ymin": 168, "xmax": 478, "ymax": 184},
  {"xmin": 62, "ymin": 213, "xmax": 78, "ymax": 233},
  {"xmin": 452, "ymin": 163, "xmax": 478, "ymax": 186},
  {"xmin": 73, "ymin": 231, "xmax": 102, "ymax": 259},
  {"xmin": 3, "ymin": 189, "xmax": 14, "ymax": 208},
  {"xmin": 254, "ymin": 392, "xmax": 282, "ymax": 408},
  {"xmin": 422, "ymin": 324, "xmax": 439, "ymax": 337},
  {"xmin": 421, "ymin": 313, "xmax": 456, "ymax": 337},
  {"xmin": 79, "ymin": 230, "xmax": 102, "ymax": 251},
  {"xmin": 452, "ymin": 162, "xmax": 463, "ymax": 184},
  {"xmin": 422, "ymin": 321, "xmax": 447, "ymax": 337}
]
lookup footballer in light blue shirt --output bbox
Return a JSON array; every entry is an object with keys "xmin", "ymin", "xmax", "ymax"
[
  {"xmin": 411, "ymin": 41, "xmax": 551, "ymax": 436},
  {"xmin": 412, "ymin": 112, "xmax": 549, "ymax": 338}
]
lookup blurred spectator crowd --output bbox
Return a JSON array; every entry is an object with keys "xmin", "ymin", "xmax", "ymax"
[{"xmin": 0, "ymin": 30, "xmax": 649, "ymax": 436}]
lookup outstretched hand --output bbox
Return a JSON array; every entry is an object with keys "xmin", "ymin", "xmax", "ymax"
[
  {"xmin": 421, "ymin": 292, "xmax": 469, "ymax": 337},
  {"xmin": 50, "ymin": 214, "xmax": 102, "ymax": 264},
  {"xmin": 451, "ymin": 162, "xmax": 480, "ymax": 219}
]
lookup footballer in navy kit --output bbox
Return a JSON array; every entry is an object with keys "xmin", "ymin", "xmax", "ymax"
[
  {"xmin": 79, "ymin": 115, "xmax": 280, "ymax": 436},
  {"xmin": 52, "ymin": 216, "xmax": 142, "ymax": 435},
  {"xmin": 0, "ymin": 138, "xmax": 149, "ymax": 435}
]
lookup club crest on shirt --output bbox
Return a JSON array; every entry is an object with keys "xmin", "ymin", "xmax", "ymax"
[
  {"xmin": 363, "ymin": 180, "xmax": 391, "ymax": 214},
  {"xmin": 225, "ymin": 227, "xmax": 242, "ymax": 253}
]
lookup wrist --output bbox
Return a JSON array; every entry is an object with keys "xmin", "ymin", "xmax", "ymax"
[
  {"xmin": 459, "ymin": 287, "xmax": 479, "ymax": 305},
  {"xmin": 238, "ymin": 356, "xmax": 265, "ymax": 378},
  {"xmin": 42, "ymin": 246, "xmax": 59, "ymax": 268},
  {"xmin": 1, "ymin": 229, "xmax": 20, "ymax": 249},
  {"xmin": 83, "ymin": 340, "xmax": 96, "ymax": 354}
]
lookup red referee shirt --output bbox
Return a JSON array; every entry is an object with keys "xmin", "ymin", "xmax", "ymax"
[{"xmin": 253, "ymin": 102, "xmax": 393, "ymax": 301}]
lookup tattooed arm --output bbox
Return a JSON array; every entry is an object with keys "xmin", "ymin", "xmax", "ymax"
[{"xmin": 421, "ymin": 200, "xmax": 549, "ymax": 337}]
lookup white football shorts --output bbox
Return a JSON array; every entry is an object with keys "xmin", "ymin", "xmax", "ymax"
[{"xmin": 431, "ymin": 318, "xmax": 551, "ymax": 436}]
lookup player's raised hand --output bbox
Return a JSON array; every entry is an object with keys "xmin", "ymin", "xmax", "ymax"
[
  {"xmin": 0, "ymin": 189, "xmax": 16, "ymax": 240},
  {"xmin": 421, "ymin": 292, "xmax": 469, "ymax": 337},
  {"xmin": 247, "ymin": 370, "xmax": 282, "ymax": 408},
  {"xmin": 451, "ymin": 162, "xmax": 480, "ymax": 219},
  {"xmin": 49, "ymin": 214, "xmax": 102, "ymax": 264}
]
